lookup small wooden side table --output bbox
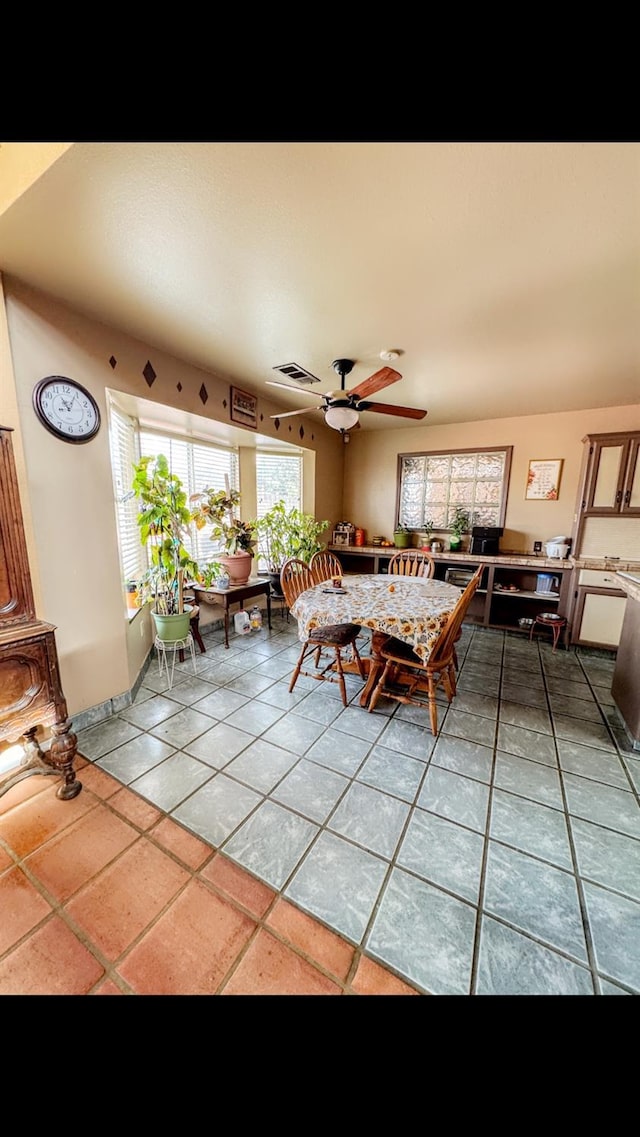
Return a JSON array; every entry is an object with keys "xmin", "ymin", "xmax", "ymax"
[
  {"xmin": 529, "ymin": 612, "xmax": 568, "ymax": 652},
  {"xmin": 191, "ymin": 578, "xmax": 272, "ymax": 648}
]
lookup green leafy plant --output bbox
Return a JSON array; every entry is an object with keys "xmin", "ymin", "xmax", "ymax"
[
  {"xmin": 197, "ymin": 559, "xmax": 227, "ymax": 587},
  {"xmin": 132, "ymin": 454, "xmax": 200, "ymax": 615},
  {"xmin": 450, "ymin": 507, "xmax": 470, "ymax": 537},
  {"xmin": 190, "ymin": 487, "xmax": 258, "ymax": 555},
  {"xmin": 255, "ymin": 500, "xmax": 329, "ymax": 570}
]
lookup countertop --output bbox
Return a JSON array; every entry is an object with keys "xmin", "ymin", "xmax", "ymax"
[
  {"xmin": 332, "ymin": 545, "xmax": 640, "ymax": 574},
  {"xmin": 615, "ymin": 572, "xmax": 640, "ymax": 603}
]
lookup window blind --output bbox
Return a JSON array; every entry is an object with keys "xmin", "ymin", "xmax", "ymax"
[
  {"xmin": 255, "ymin": 450, "xmax": 302, "ymax": 570},
  {"xmin": 108, "ymin": 403, "xmax": 147, "ymax": 583}
]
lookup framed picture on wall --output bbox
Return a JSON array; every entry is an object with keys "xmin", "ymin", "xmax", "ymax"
[
  {"xmin": 525, "ymin": 458, "xmax": 563, "ymax": 500},
  {"xmin": 230, "ymin": 386, "xmax": 258, "ymax": 429}
]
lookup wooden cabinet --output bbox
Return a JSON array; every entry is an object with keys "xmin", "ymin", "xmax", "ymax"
[
  {"xmin": 578, "ymin": 432, "xmax": 640, "ymax": 517},
  {"xmin": 569, "ymin": 568, "xmax": 627, "ymax": 649},
  {"xmin": 0, "ymin": 426, "xmax": 81, "ymax": 801}
]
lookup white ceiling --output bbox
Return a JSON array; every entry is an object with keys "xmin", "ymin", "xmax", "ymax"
[{"xmin": 0, "ymin": 140, "xmax": 638, "ymax": 431}]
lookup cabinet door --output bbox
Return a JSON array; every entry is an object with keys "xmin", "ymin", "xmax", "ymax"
[
  {"xmin": 585, "ymin": 438, "xmax": 629, "ymax": 513},
  {"xmin": 621, "ymin": 438, "xmax": 640, "ymax": 514},
  {"xmin": 572, "ymin": 589, "xmax": 626, "ymax": 648}
]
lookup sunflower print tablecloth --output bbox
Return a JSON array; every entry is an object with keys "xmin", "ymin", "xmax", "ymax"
[{"xmin": 290, "ymin": 573, "xmax": 463, "ymax": 662}]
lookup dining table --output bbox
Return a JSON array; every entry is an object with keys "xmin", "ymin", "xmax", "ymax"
[{"xmin": 290, "ymin": 572, "xmax": 463, "ymax": 707}]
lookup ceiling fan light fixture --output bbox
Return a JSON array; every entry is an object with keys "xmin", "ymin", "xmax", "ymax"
[
  {"xmin": 380, "ymin": 350, "xmax": 400, "ymax": 362},
  {"xmin": 324, "ymin": 405, "xmax": 360, "ymax": 431}
]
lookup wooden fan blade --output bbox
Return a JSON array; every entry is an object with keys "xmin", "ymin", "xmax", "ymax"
[
  {"xmin": 348, "ymin": 366, "xmax": 402, "ymax": 400},
  {"xmin": 266, "ymin": 380, "xmax": 324, "ymax": 400},
  {"xmin": 359, "ymin": 402, "xmax": 427, "ymax": 419}
]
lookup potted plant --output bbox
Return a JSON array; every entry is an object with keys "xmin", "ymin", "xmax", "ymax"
[
  {"xmin": 393, "ymin": 524, "xmax": 413, "ymax": 549},
  {"xmin": 132, "ymin": 454, "xmax": 200, "ymax": 641},
  {"xmin": 197, "ymin": 559, "xmax": 229, "ymax": 590},
  {"xmin": 254, "ymin": 500, "xmax": 329, "ymax": 594},
  {"xmin": 449, "ymin": 507, "xmax": 470, "ymax": 552},
  {"xmin": 190, "ymin": 486, "xmax": 257, "ymax": 585}
]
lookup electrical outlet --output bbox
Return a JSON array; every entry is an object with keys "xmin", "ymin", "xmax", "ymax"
[{"xmin": 140, "ymin": 619, "xmax": 145, "ymax": 638}]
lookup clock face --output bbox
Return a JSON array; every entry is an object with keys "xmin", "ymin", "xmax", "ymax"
[{"xmin": 33, "ymin": 376, "xmax": 101, "ymax": 443}]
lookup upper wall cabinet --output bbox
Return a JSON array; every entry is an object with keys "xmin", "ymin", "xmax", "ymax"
[{"xmin": 580, "ymin": 432, "xmax": 640, "ymax": 517}]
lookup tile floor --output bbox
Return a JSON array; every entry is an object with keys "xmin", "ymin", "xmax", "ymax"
[{"xmin": 1, "ymin": 613, "xmax": 639, "ymax": 995}]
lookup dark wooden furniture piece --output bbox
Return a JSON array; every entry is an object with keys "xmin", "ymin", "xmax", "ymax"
[
  {"xmin": 191, "ymin": 577, "xmax": 272, "ymax": 648},
  {"xmin": 0, "ymin": 426, "xmax": 81, "ymax": 800}
]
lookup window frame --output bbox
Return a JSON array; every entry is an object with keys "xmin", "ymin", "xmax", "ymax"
[{"xmin": 395, "ymin": 445, "xmax": 513, "ymax": 533}]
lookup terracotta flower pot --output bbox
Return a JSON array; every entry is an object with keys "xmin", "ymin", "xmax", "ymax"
[{"xmin": 219, "ymin": 552, "xmax": 253, "ymax": 586}]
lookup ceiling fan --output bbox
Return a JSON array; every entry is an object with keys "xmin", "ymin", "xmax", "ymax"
[{"xmin": 266, "ymin": 359, "xmax": 428, "ymax": 431}]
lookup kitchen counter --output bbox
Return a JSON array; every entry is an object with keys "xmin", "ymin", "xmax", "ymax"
[
  {"xmin": 614, "ymin": 572, "xmax": 640, "ymax": 603},
  {"xmin": 331, "ymin": 546, "xmax": 575, "ymax": 570}
]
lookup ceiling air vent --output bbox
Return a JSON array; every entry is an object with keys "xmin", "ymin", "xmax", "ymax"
[{"xmin": 272, "ymin": 362, "xmax": 320, "ymax": 385}]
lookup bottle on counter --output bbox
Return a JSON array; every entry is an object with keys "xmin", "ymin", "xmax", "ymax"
[{"xmin": 249, "ymin": 604, "xmax": 263, "ymax": 630}]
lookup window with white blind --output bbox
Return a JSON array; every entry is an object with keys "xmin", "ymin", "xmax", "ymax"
[
  {"xmin": 139, "ymin": 428, "xmax": 240, "ymax": 563},
  {"xmin": 108, "ymin": 403, "xmax": 147, "ymax": 583},
  {"xmin": 255, "ymin": 449, "xmax": 302, "ymax": 570}
]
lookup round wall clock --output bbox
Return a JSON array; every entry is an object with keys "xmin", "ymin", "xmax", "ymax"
[{"xmin": 32, "ymin": 376, "xmax": 101, "ymax": 443}]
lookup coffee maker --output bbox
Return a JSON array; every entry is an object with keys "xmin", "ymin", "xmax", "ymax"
[{"xmin": 470, "ymin": 526, "xmax": 503, "ymax": 555}]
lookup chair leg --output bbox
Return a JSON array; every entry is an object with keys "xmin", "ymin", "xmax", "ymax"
[
  {"xmin": 427, "ymin": 675, "xmax": 439, "ymax": 736},
  {"xmin": 368, "ymin": 659, "xmax": 393, "ymax": 712},
  {"xmin": 288, "ymin": 642, "xmax": 307, "ymax": 694},
  {"xmin": 333, "ymin": 647, "xmax": 348, "ymax": 706}
]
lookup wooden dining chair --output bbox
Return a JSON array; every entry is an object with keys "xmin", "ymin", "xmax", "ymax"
[
  {"xmin": 279, "ymin": 557, "xmax": 365, "ymax": 706},
  {"xmin": 309, "ymin": 549, "xmax": 343, "ymax": 585},
  {"xmin": 368, "ymin": 565, "xmax": 483, "ymax": 735},
  {"xmin": 387, "ymin": 549, "xmax": 435, "ymax": 578}
]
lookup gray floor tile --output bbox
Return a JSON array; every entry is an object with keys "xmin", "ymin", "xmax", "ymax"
[
  {"xmin": 499, "ymin": 701, "xmax": 553, "ymax": 735},
  {"xmin": 332, "ymin": 705, "xmax": 389, "ymax": 743},
  {"xmin": 149, "ymin": 707, "xmax": 216, "ymax": 748},
  {"xmin": 451, "ymin": 690, "xmax": 499, "ymax": 719},
  {"xmin": 223, "ymin": 701, "xmax": 286, "ymax": 736},
  {"xmin": 431, "ymin": 735, "xmax": 494, "ymax": 784},
  {"xmin": 164, "ymin": 676, "xmax": 218, "ymax": 705},
  {"xmin": 570, "ymin": 815, "xmax": 640, "ymax": 901},
  {"xmin": 129, "ymin": 751, "xmax": 213, "ymax": 812},
  {"xmin": 562, "ymin": 772, "xmax": 640, "ymax": 839},
  {"xmin": 76, "ymin": 717, "xmax": 141, "ymax": 760},
  {"xmin": 305, "ymin": 728, "xmax": 372, "ymax": 776},
  {"xmin": 475, "ymin": 917, "xmax": 594, "ymax": 995},
  {"xmin": 224, "ymin": 799, "xmax": 319, "ymax": 890},
  {"xmin": 552, "ymin": 714, "xmax": 617, "ymax": 752},
  {"xmin": 223, "ymin": 737, "xmax": 299, "ymax": 794},
  {"xmin": 497, "ymin": 722, "xmax": 557, "ymax": 766},
  {"xmin": 557, "ymin": 740, "xmax": 630, "ymax": 789},
  {"xmin": 329, "ymin": 781, "xmax": 409, "ymax": 860},
  {"xmin": 375, "ymin": 717, "xmax": 437, "ymax": 762},
  {"xmin": 442, "ymin": 708, "xmax": 496, "ymax": 747},
  {"xmin": 545, "ymin": 675, "xmax": 591, "ymax": 698},
  {"xmin": 418, "ymin": 765, "xmax": 490, "ymax": 833},
  {"xmin": 183, "ymin": 721, "xmax": 255, "ymax": 768},
  {"xmin": 172, "ymin": 772, "xmax": 262, "ymax": 847},
  {"xmin": 255, "ymin": 681, "xmax": 310, "ymax": 711},
  {"xmin": 191, "ymin": 688, "xmax": 249, "ymax": 719},
  {"xmin": 499, "ymin": 681, "xmax": 549, "ymax": 709},
  {"xmin": 397, "ymin": 808, "xmax": 484, "ymax": 903},
  {"xmin": 489, "ymin": 787, "xmax": 572, "ymax": 869},
  {"xmin": 357, "ymin": 745, "xmax": 426, "ymax": 803},
  {"xmin": 119, "ymin": 694, "xmax": 184, "ymax": 730},
  {"xmin": 291, "ymin": 692, "xmax": 345, "ymax": 726},
  {"xmin": 483, "ymin": 842, "xmax": 588, "ymax": 961},
  {"xmin": 548, "ymin": 693, "xmax": 604, "ymax": 723},
  {"xmin": 286, "ymin": 830, "xmax": 388, "ymax": 944},
  {"xmin": 582, "ymin": 882, "xmax": 640, "ymax": 992},
  {"xmin": 271, "ymin": 758, "xmax": 349, "ymax": 823},
  {"xmin": 366, "ymin": 867, "xmax": 477, "ymax": 995},
  {"xmin": 95, "ymin": 734, "xmax": 175, "ymax": 783},
  {"xmin": 260, "ymin": 713, "xmax": 327, "ymax": 756},
  {"xmin": 224, "ymin": 671, "xmax": 278, "ymax": 697},
  {"xmin": 493, "ymin": 751, "xmax": 563, "ymax": 809}
]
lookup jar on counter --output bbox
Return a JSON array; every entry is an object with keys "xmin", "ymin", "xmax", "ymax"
[
  {"xmin": 430, "ymin": 540, "xmax": 443, "ymax": 553},
  {"xmin": 249, "ymin": 604, "xmax": 263, "ymax": 630},
  {"xmin": 354, "ymin": 527, "xmax": 365, "ymax": 546}
]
